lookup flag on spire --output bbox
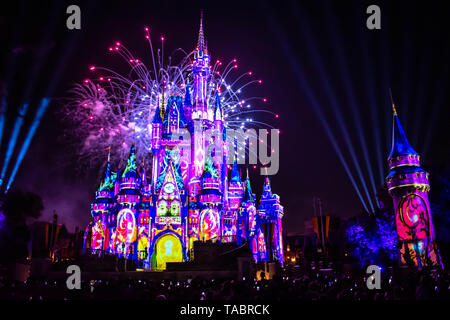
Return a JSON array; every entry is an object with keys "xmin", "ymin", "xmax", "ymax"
[{"xmin": 389, "ymin": 88, "xmax": 397, "ymax": 115}]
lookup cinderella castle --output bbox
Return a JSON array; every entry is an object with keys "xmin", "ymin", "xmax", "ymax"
[{"xmin": 83, "ymin": 18, "xmax": 284, "ymax": 270}]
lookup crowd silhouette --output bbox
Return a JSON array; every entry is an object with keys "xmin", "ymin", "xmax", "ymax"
[{"xmin": 1, "ymin": 264, "xmax": 448, "ymax": 300}]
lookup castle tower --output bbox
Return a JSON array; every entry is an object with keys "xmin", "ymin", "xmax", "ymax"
[
  {"xmin": 385, "ymin": 100, "xmax": 443, "ymax": 269},
  {"xmin": 90, "ymin": 153, "xmax": 117, "ymax": 252},
  {"xmin": 228, "ymin": 159, "xmax": 244, "ymax": 211},
  {"xmin": 258, "ymin": 172, "xmax": 284, "ymax": 263},
  {"xmin": 197, "ymin": 148, "xmax": 222, "ymax": 242},
  {"xmin": 115, "ymin": 144, "xmax": 141, "ymax": 258},
  {"xmin": 163, "ymin": 96, "xmax": 187, "ymax": 135},
  {"xmin": 183, "ymin": 84, "xmax": 193, "ymax": 121},
  {"xmin": 238, "ymin": 169, "xmax": 256, "ymax": 248}
]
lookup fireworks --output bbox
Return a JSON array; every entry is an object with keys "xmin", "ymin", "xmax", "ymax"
[{"xmin": 63, "ymin": 26, "xmax": 274, "ymax": 169}]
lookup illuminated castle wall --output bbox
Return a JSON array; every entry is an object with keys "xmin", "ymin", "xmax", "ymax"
[
  {"xmin": 84, "ymin": 19, "xmax": 284, "ymax": 270},
  {"xmin": 385, "ymin": 103, "xmax": 443, "ymax": 268}
]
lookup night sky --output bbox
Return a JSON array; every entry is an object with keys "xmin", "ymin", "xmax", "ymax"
[{"xmin": 1, "ymin": 0, "xmax": 449, "ymax": 234}]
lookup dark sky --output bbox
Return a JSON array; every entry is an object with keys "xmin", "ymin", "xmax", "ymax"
[{"xmin": 1, "ymin": 0, "xmax": 449, "ymax": 234}]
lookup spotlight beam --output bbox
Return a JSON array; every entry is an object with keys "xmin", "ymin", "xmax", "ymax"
[
  {"xmin": 379, "ymin": 23, "xmax": 393, "ymax": 160},
  {"xmin": 264, "ymin": 10, "xmax": 371, "ymax": 213},
  {"xmin": 5, "ymin": 98, "xmax": 50, "ymax": 191},
  {"xmin": 0, "ymin": 2, "xmax": 26, "ymax": 149},
  {"xmin": 321, "ymin": 2, "xmax": 378, "ymax": 206},
  {"xmin": 2, "ymin": 1, "xmax": 87, "ymax": 192},
  {"xmin": 0, "ymin": 103, "xmax": 29, "ymax": 186},
  {"xmin": 355, "ymin": 11, "xmax": 384, "ymax": 186},
  {"xmin": 291, "ymin": 3, "xmax": 375, "ymax": 212},
  {"xmin": 0, "ymin": 97, "xmax": 6, "ymax": 148}
]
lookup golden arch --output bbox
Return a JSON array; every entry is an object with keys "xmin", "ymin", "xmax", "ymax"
[{"xmin": 153, "ymin": 234, "xmax": 183, "ymax": 270}]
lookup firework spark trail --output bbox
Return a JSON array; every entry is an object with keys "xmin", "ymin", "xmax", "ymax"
[{"xmin": 63, "ymin": 27, "xmax": 275, "ymax": 170}]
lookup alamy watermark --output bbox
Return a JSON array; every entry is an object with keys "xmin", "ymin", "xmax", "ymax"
[
  {"xmin": 366, "ymin": 265, "xmax": 382, "ymax": 290},
  {"xmin": 66, "ymin": 5, "xmax": 81, "ymax": 30},
  {"xmin": 66, "ymin": 264, "xmax": 81, "ymax": 289},
  {"xmin": 166, "ymin": 126, "xmax": 280, "ymax": 175}
]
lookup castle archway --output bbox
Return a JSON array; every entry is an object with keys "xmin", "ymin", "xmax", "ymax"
[{"xmin": 152, "ymin": 233, "xmax": 183, "ymax": 270}]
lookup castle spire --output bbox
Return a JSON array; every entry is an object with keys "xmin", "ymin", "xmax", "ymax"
[
  {"xmin": 98, "ymin": 149, "xmax": 116, "ymax": 192},
  {"xmin": 152, "ymin": 105, "xmax": 163, "ymax": 124},
  {"xmin": 263, "ymin": 167, "xmax": 271, "ymax": 191},
  {"xmin": 184, "ymin": 83, "xmax": 192, "ymax": 106},
  {"xmin": 388, "ymin": 91, "xmax": 418, "ymax": 159},
  {"xmin": 230, "ymin": 156, "xmax": 241, "ymax": 184},
  {"xmin": 243, "ymin": 169, "xmax": 255, "ymax": 202},
  {"xmin": 197, "ymin": 10, "xmax": 207, "ymax": 56},
  {"xmin": 160, "ymin": 88, "xmax": 165, "ymax": 120},
  {"xmin": 122, "ymin": 143, "xmax": 138, "ymax": 178}
]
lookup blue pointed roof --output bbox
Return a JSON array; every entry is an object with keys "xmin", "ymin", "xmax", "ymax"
[
  {"xmin": 162, "ymin": 96, "xmax": 187, "ymax": 127},
  {"xmin": 230, "ymin": 159, "xmax": 241, "ymax": 184},
  {"xmin": 152, "ymin": 105, "xmax": 163, "ymax": 124},
  {"xmin": 214, "ymin": 92, "xmax": 222, "ymax": 120},
  {"xmin": 389, "ymin": 113, "xmax": 418, "ymax": 158},
  {"xmin": 243, "ymin": 175, "xmax": 255, "ymax": 202},
  {"xmin": 98, "ymin": 160, "xmax": 117, "ymax": 191},
  {"xmin": 184, "ymin": 84, "xmax": 192, "ymax": 106},
  {"xmin": 122, "ymin": 144, "xmax": 138, "ymax": 178},
  {"xmin": 201, "ymin": 152, "xmax": 218, "ymax": 179}
]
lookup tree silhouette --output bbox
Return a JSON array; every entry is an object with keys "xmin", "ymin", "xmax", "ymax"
[{"xmin": 0, "ymin": 190, "xmax": 44, "ymax": 265}]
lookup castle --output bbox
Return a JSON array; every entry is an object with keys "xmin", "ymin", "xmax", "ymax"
[{"xmin": 84, "ymin": 18, "xmax": 284, "ymax": 270}]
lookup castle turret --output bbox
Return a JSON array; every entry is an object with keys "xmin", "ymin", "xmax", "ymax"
[
  {"xmin": 258, "ymin": 171, "xmax": 284, "ymax": 263},
  {"xmin": 198, "ymin": 151, "xmax": 222, "ymax": 204},
  {"xmin": 151, "ymin": 105, "xmax": 163, "ymax": 151},
  {"xmin": 244, "ymin": 171, "xmax": 257, "ymax": 226},
  {"xmin": 228, "ymin": 158, "xmax": 244, "ymax": 209},
  {"xmin": 163, "ymin": 95, "xmax": 188, "ymax": 135},
  {"xmin": 119, "ymin": 143, "xmax": 141, "ymax": 194},
  {"xmin": 92, "ymin": 154, "xmax": 117, "ymax": 221},
  {"xmin": 97, "ymin": 154, "xmax": 116, "ymax": 195},
  {"xmin": 385, "ymin": 99, "xmax": 443, "ymax": 269},
  {"xmin": 243, "ymin": 171, "xmax": 255, "ymax": 203},
  {"xmin": 213, "ymin": 91, "xmax": 223, "ymax": 130},
  {"xmin": 183, "ymin": 84, "xmax": 193, "ymax": 121}
]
